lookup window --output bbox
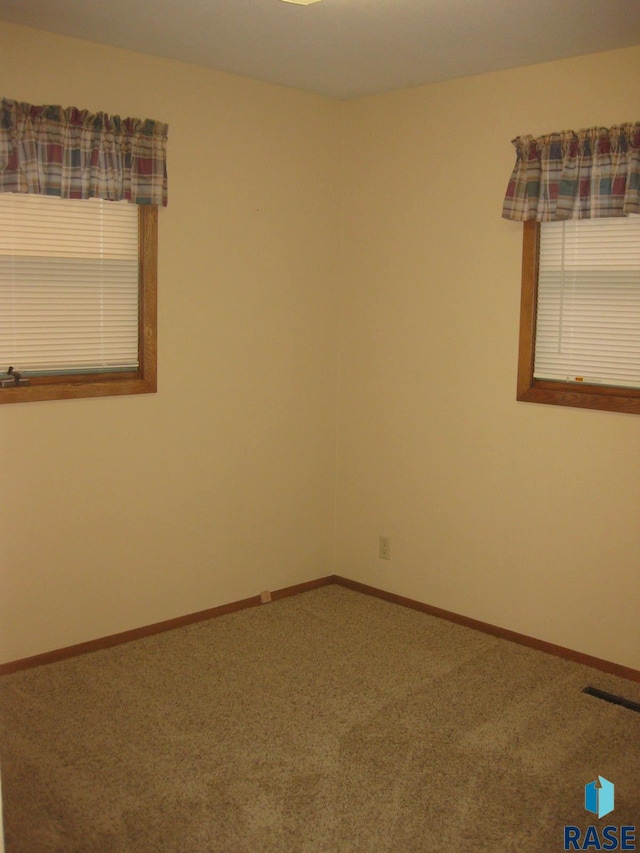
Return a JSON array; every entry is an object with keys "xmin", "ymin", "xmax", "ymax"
[
  {"xmin": 0, "ymin": 194, "xmax": 157, "ymax": 404},
  {"xmin": 517, "ymin": 216, "xmax": 640, "ymax": 414}
]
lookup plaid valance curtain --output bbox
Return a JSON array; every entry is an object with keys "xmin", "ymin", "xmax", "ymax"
[
  {"xmin": 502, "ymin": 122, "xmax": 639, "ymax": 221},
  {"xmin": 0, "ymin": 97, "xmax": 168, "ymax": 206}
]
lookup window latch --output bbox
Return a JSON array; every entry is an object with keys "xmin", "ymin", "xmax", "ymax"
[{"xmin": 0, "ymin": 366, "xmax": 29, "ymax": 388}]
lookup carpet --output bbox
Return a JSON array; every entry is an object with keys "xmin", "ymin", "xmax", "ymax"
[{"xmin": 1, "ymin": 585, "xmax": 639, "ymax": 851}]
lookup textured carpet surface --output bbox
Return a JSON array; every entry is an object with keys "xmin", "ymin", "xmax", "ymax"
[{"xmin": 1, "ymin": 584, "xmax": 639, "ymax": 852}]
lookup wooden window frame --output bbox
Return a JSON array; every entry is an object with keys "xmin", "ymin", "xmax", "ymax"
[
  {"xmin": 517, "ymin": 219, "xmax": 640, "ymax": 415},
  {"xmin": 0, "ymin": 204, "xmax": 157, "ymax": 405}
]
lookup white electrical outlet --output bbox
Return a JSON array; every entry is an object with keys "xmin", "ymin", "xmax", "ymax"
[{"xmin": 379, "ymin": 536, "xmax": 391, "ymax": 560}]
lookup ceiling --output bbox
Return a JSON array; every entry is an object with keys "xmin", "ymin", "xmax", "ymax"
[{"xmin": 1, "ymin": 0, "xmax": 639, "ymax": 100}]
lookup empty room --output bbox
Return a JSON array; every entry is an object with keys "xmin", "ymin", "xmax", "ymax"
[{"xmin": 0, "ymin": 1, "xmax": 639, "ymax": 850}]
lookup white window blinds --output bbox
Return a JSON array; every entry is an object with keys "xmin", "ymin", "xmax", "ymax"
[
  {"xmin": 0, "ymin": 194, "xmax": 139, "ymax": 375},
  {"xmin": 535, "ymin": 216, "xmax": 640, "ymax": 389}
]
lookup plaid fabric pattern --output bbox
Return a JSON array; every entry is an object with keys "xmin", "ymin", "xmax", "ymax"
[
  {"xmin": 502, "ymin": 123, "xmax": 640, "ymax": 221},
  {"xmin": 0, "ymin": 98, "xmax": 168, "ymax": 206}
]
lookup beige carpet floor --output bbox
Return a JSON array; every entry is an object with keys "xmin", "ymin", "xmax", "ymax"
[{"xmin": 0, "ymin": 584, "xmax": 639, "ymax": 852}]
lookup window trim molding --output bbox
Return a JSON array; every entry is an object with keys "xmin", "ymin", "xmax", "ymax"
[
  {"xmin": 517, "ymin": 219, "xmax": 640, "ymax": 415},
  {"xmin": 0, "ymin": 204, "xmax": 157, "ymax": 405}
]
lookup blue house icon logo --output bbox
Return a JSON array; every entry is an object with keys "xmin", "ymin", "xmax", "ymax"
[
  {"xmin": 564, "ymin": 777, "xmax": 635, "ymax": 850},
  {"xmin": 585, "ymin": 776, "xmax": 615, "ymax": 819}
]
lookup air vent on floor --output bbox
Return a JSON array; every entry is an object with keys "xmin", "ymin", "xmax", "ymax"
[{"xmin": 583, "ymin": 686, "xmax": 640, "ymax": 714}]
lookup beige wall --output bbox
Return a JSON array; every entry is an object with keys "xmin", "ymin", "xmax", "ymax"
[
  {"xmin": 0, "ymin": 23, "xmax": 342, "ymax": 663},
  {"xmin": 1, "ymin": 21, "xmax": 639, "ymax": 671},
  {"xmin": 336, "ymin": 45, "xmax": 640, "ymax": 671}
]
